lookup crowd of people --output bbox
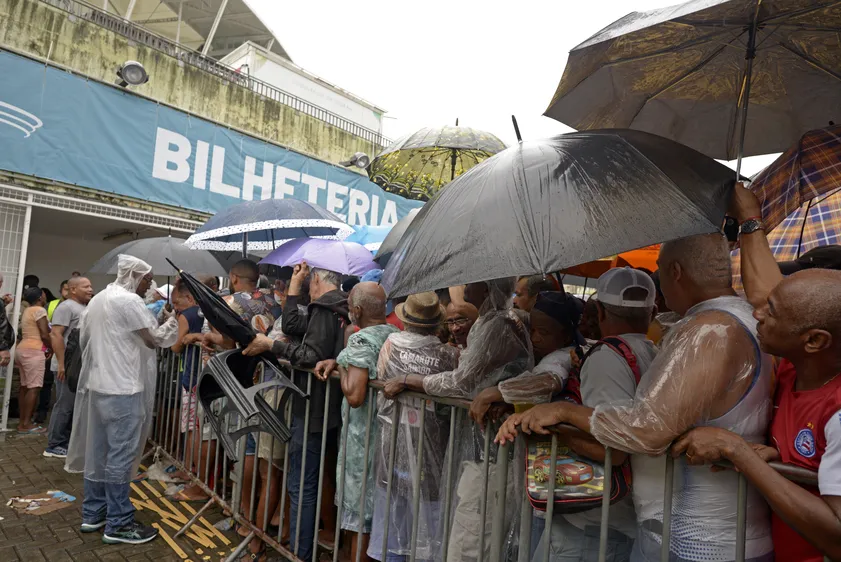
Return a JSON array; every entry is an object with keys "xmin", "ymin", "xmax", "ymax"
[{"xmin": 3, "ymin": 184, "xmax": 839, "ymax": 562}]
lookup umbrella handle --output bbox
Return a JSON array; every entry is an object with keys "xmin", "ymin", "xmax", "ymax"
[{"xmin": 733, "ymin": 3, "xmax": 760, "ymax": 178}]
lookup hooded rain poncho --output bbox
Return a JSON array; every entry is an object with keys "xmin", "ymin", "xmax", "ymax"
[
  {"xmin": 66, "ymin": 255, "xmax": 178, "ymax": 482},
  {"xmin": 421, "ymin": 279, "xmax": 533, "ymax": 562}
]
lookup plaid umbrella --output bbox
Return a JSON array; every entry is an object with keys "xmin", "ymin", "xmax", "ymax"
[
  {"xmin": 751, "ymin": 125, "xmax": 841, "ymax": 232},
  {"xmin": 732, "ymin": 189, "xmax": 841, "ymax": 291}
]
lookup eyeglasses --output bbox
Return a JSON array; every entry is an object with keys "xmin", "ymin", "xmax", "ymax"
[{"xmin": 445, "ymin": 317, "xmax": 470, "ymax": 327}]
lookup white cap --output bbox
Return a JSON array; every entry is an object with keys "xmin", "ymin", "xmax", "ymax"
[
  {"xmin": 596, "ymin": 267, "xmax": 656, "ymax": 308},
  {"xmin": 156, "ymin": 284, "xmax": 174, "ymax": 299}
]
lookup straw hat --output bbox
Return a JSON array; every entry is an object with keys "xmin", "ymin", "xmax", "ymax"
[{"xmin": 395, "ymin": 291, "xmax": 445, "ymax": 328}]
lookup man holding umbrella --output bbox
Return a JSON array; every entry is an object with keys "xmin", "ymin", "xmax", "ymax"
[
  {"xmin": 244, "ymin": 261, "xmax": 349, "ymax": 562},
  {"xmin": 66, "ymin": 255, "xmax": 178, "ymax": 545},
  {"xmin": 673, "ymin": 186, "xmax": 841, "ymax": 562}
]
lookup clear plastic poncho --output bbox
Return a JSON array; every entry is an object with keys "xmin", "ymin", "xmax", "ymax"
[
  {"xmin": 498, "ymin": 346, "xmax": 575, "ymax": 405},
  {"xmin": 589, "ymin": 295, "xmax": 773, "ymax": 561},
  {"xmin": 370, "ymin": 330, "xmax": 461, "ymax": 561},
  {"xmin": 421, "ymin": 278, "xmax": 534, "ymax": 562},
  {"xmin": 66, "ymin": 255, "xmax": 178, "ymax": 483},
  {"xmin": 421, "ymin": 278, "xmax": 533, "ymax": 399}
]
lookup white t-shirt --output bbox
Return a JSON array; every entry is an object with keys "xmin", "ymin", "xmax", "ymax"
[{"xmin": 820, "ymin": 408, "xmax": 841, "ymax": 496}]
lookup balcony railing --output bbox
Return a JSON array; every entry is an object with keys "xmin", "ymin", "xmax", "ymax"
[{"xmin": 41, "ymin": 0, "xmax": 391, "ymax": 148}]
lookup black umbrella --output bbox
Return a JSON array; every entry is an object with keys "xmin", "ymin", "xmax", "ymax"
[
  {"xmin": 544, "ymin": 0, "xmax": 841, "ymax": 171},
  {"xmin": 166, "ymin": 258, "xmax": 257, "ymax": 347},
  {"xmin": 373, "ymin": 208, "xmax": 420, "ymax": 268},
  {"xmin": 89, "ymin": 237, "xmax": 227, "ymax": 277},
  {"xmin": 166, "ymin": 259, "xmax": 305, "ymax": 445},
  {"xmin": 381, "ymin": 129, "xmax": 738, "ymax": 297}
]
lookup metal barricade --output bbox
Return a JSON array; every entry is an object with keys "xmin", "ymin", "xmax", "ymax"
[{"xmin": 149, "ymin": 347, "xmax": 820, "ymax": 562}]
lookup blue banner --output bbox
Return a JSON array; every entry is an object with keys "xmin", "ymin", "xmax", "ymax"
[{"xmin": 0, "ymin": 51, "xmax": 422, "ymax": 225}]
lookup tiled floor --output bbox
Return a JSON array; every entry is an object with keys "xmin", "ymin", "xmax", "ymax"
[{"xmin": 0, "ymin": 433, "xmax": 241, "ymax": 562}]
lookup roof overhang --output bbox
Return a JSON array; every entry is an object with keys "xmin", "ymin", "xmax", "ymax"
[{"xmin": 108, "ymin": 0, "xmax": 291, "ymax": 60}]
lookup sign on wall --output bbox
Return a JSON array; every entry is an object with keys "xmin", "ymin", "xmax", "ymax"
[{"xmin": 0, "ymin": 51, "xmax": 422, "ymax": 225}]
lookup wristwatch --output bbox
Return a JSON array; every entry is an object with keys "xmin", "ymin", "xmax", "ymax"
[{"xmin": 739, "ymin": 218, "xmax": 765, "ymax": 235}]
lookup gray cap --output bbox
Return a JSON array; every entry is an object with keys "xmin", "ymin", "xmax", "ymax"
[{"xmin": 596, "ymin": 267, "xmax": 656, "ymax": 308}]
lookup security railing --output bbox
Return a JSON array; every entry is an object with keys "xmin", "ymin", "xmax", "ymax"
[
  {"xmin": 39, "ymin": 0, "xmax": 391, "ymax": 148},
  {"xmin": 150, "ymin": 346, "xmax": 819, "ymax": 562}
]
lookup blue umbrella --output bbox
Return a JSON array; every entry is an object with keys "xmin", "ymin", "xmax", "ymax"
[
  {"xmin": 344, "ymin": 225, "xmax": 393, "ymax": 253},
  {"xmin": 185, "ymin": 199, "xmax": 354, "ymax": 252}
]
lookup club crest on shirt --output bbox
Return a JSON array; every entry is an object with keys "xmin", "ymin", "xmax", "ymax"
[{"xmin": 795, "ymin": 428, "xmax": 816, "ymax": 458}]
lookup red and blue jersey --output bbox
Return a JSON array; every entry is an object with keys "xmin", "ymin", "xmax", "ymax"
[{"xmin": 769, "ymin": 359, "xmax": 841, "ymax": 562}]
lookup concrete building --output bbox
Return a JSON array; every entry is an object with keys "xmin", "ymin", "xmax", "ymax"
[{"xmin": 0, "ymin": 0, "xmax": 421, "ymax": 430}]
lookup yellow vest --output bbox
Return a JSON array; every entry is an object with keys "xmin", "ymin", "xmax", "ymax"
[{"xmin": 47, "ymin": 299, "xmax": 61, "ymax": 322}]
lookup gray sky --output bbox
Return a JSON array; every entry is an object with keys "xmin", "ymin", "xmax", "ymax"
[{"xmin": 250, "ymin": 0, "xmax": 777, "ymax": 176}]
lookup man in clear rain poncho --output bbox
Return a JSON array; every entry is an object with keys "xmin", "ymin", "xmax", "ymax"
[
  {"xmin": 66, "ymin": 255, "xmax": 178, "ymax": 545},
  {"xmin": 384, "ymin": 278, "xmax": 533, "ymax": 562},
  {"xmin": 498, "ymin": 234, "xmax": 774, "ymax": 562},
  {"xmin": 371, "ymin": 292, "xmax": 461, "ymax": 562}
]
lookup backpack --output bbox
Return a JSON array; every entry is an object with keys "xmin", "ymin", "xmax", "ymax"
[
  {"xmin": 64, "ymin": 328, "xmax": 83, "ymax": 393},
  {"xmin": 525, "ymin": 336, "xmax": 642, "ymax": 514}
]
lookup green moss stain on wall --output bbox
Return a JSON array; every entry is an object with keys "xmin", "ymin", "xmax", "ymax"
[{"xmin": 1, "ymin": 0, "xmax": 382, "ymax": 169}]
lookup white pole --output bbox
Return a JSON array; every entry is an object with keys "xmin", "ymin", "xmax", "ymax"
[
  {"xmin": 0, "ymin": 196, "xmax": 33, "ymax": 438},
  {"xmin": 175, "ymin": 0, "xmax": 183, "ymax": 45},
  {"xmin": 202, "ymin": 0, "xmax": 229, "ymax": 56},
  {"xmin": 125, "ymin": 0, "xmax": 137, "ymax": 20}
]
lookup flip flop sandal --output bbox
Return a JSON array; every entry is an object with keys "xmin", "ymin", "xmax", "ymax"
[
  {"xmin": 17, "ymin": 426, "xmax": 46, "ymax": 435},
  {"xmin": 239, "ymin": 546, "xmax": 266, "ymax": 562}
]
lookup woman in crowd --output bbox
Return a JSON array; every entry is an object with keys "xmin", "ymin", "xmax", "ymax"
[{"xmin": 16, "ymin": 286, "xmax": 52, "ymax": 433}]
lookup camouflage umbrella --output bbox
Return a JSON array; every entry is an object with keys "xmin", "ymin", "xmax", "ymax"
[{"xmin": 369, "ymin": 125, "xmax": 506, "ymax": 201}]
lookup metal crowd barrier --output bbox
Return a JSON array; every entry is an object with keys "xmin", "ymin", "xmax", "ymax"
[{"xmin": 150, "ymin": 346, "xmax": 819, "ymax": 562}]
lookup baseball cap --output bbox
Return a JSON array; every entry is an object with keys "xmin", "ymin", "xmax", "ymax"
[
  {"xmin": 596, "ymin": 267, "xmax": 656, "ymax": 308},
  {"xmin": 156, "ymin": 284, "xmax": 174, "ymax": 300},
  {"xmin": 778, "ymin": 245, "xmax": 841, "ymax": 275}
]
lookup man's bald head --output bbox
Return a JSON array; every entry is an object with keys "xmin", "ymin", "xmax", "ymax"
[
  {"xmin": 658, "ymin": 233, "xmax": 733, "ymax": 315},
  {"xmin": 67, "ymin": 276, "xmax": 93, "ymax": 304},
  {"xmin": 348, "ymin": 281, "xmax": 387, "ymax": 327},
  {"xmin": 756, "ymin": 269, "xmax": 841, "ymax": 359},
  {"xmin": 199, "ymin": 274, "xmax": 219, "ymax": 291}
]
